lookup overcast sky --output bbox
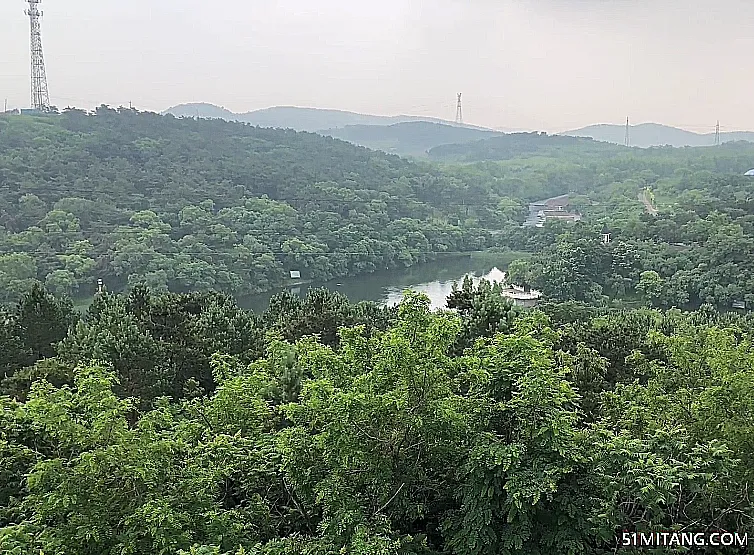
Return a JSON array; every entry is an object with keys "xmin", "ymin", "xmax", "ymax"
[{"xmin": 2, "ymin": 0, "xmax": 752, "ymax": 132}]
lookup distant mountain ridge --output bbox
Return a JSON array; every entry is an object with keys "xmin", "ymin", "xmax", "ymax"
[
  {"xmin": 163, "ymin": 104, "xmax": 754, "ymax": 153},
  {"xmin": 563, "ymin": 122, "xmax": 754, "ymax": 148},
  {"xmin": 323, "ymin": 122, "xmax": 503, "ymax": 157},
  {"xmin": 163, "ymin": 103, "xmax": 493, "ymax": 133}
]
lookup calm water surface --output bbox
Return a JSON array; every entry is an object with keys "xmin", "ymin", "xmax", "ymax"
[{"xmin": 239, "ymin": 255, "xmax": 511, "ymax": 314}]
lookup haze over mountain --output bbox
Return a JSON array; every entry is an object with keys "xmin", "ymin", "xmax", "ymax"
[
  {"xmin": 427, "ymin": 132, "xmax": 621, "ymax": 163},
  {"xmin": 164, "ymin": 103, "xmax": 754, "ymax": 156},
  {"xmin": 322, "ymin": 122, "xmax": 503, "ymax": 157},
  {"xmin": 564, "ymin": 123, "xmax": 754, "ymax": 148},
  {"xmin": 163, "ymin": 103, "xmax": 493, "ymax": 134},
  {"xmin": 6, "ymin": 1, "xmax": 754, "ymax": 131}
]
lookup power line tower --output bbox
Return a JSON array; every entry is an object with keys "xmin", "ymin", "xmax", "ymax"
[
  {"xmin": 455, "ymin": 93, "xmax": 463, "ymax": 124},
  {"xmin": 25, "ymin": 0, "xmax": 50, "ymax": 111},
  {"xmin": 714, "ymin": 120, "xmax": 721, "ymax": 146},
  {"xmin": 624, "ymin": 117, "xmax": 630, "ymax": 147}
]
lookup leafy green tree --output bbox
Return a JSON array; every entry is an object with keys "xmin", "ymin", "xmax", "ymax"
[
  {"xmin": 0, "ymin": 308, "xmax": 31, "ymax": 384},
  {"xmin": 446, "ymin": 276, "xmax": 519, "ymax": 353},
  {"xmin": 58, "ymin": 292, "xmax": 170, "ymax": 402},
  {"xmin": 57, "ymin": 288, "xmax": 265, "ymax": 405},
  {"xmin": 14, "ymin": 282, "xmax": 75, "ymax": 361},
  {"xmin": 265, "ymin": 288, "xmax": 396, "ymax": 349},
  {"xmin": 2, "ymin": 291, "xmax": 754, "ymax": 554},
  {"xmin": 0, "ymin": 254, "xmax": 38, "ymax": 304},
  {"xmin": 636, "ymin": 270, "xmax": 664, "ymax": 306},
  {"xmin": 16, "ymin": 193, "xmax": 48, "ymax": 227},
  {"xmin": 45, "ymin": 269, "xmax": 77, "ymax": 297}
]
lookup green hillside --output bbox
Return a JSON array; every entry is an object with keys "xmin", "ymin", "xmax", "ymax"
[
  {"xmin": 2, "ymin": 106, "xmax": 754, "ymax": 555},
  {"xmin": 324, "ymin": 121, "xmax": 501, "ymax": 157},
  {"xmin": 4, "ymin": 108, "xmax": 754, "ymax": 310},
  {"xmin": 428, "ymin": 132, "xmax": 623, "ymax": 162},
  {"xmin": 0, "ymin": 108, "xmax": 498, "ymax": 302}
]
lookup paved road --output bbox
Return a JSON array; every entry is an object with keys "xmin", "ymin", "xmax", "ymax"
[{"xmin": 639, "ymin": 191, "xmax": 659, "ymax": 216}]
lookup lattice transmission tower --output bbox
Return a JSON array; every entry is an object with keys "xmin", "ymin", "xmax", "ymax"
[
  {"xmin": 714, "ymin": 121, "xmax": 721, "ymax": 146},
  {"xmin": 25, "ymin": 0, "xmax": 50, "ymax": 111},
  {"xmin": 624, "ymin": 117, "xmax": 630, "ymax": 147},
  {"xmin": 455, "ymin": 93, "xmax": 463, "ymax": 124}
]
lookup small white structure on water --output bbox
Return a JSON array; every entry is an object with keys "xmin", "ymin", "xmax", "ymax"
[
  {"xmin": 383, "ymin": 267, "xmax": 542, "ymax": 311},
  {"xmin": 501, "ymin": 285, "xmax": 542, "ymax": 307},
  {"xmin": 483, "ymin": 268, "xmax": 542, "ymax": 307}
]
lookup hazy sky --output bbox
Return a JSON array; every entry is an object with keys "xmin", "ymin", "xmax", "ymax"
[{"xmin": 2, "ymin": 0, "xmax": 753, "ymax": 132}]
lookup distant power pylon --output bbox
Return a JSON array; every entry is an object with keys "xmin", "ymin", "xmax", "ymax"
[
  {"xmin": 714, "ymin": 121, "xmax": 721, "ymax": 146},
  {"xmin": 456, "ymin": 93, "xmax": 463, "ymax": 124},
  {"xmin": 624, "ymin": 117, "xmax": 630, "ymax": 147},
  {"xmin": 25, "ymin": 0, "xmax": 50, "ymax": 110}
]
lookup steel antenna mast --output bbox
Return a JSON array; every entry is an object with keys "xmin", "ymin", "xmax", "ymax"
[
  {"xmin": 456, "ymin": 93, "xmax": 463, "ymax": 124},
  {"xmin": 25, "ymin": 0, "xmax": 50, "ymax": 110}
]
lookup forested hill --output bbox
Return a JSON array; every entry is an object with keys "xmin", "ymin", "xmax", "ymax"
[
  {"xmin": 5, "ymin": 108, "xmax": 754, "ymax": 309},
  {"xmin": 3, "ymin": 109, "xmax": 754, "ymax": 555},
  {"xmin": 163, "ymin": 103, "xmax": 471, "ymax": 133},
  {"xmin": 428, "ymin": 132, "xmax": 623, "ymax": 162},
  {"xmin": 0, "ymin": 108, "xmax": 500, "ymax": 302},
  {"xmin": 323, "ymin": 121, "xmax": 501, "ymax": 157}
]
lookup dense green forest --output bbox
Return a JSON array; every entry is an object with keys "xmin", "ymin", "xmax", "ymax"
[
  {"xmin": 3, "ymin": 109, "xmax": 754, "ymax": 310},
  {"xmin": 433, "ymin": 139, "xmax": 754, "ymax": 309},
  {"xmin": 2, "ymin": 107, "xmax": 754, "ymax": 554},
  {"xmin": 501, "ymin": 172, "xmax": 754, "ymax": 308},
  {"xmin": 428, "ymin": 132, "xmax": 622, "ymax": 162},
  {"xmin": 507, "ymin": 192, "xmax": 754, "ymax": 308},
  {"xmin": 0, "ymin": 108, "xmax": 499, "ymax": 302},
  {"xmin": 324, "ymin": 122, "xmax": 501, "ymax": 157},
  {"xmin": 1, "ymin": 283, "xmax": 753, "ymax": 554}
]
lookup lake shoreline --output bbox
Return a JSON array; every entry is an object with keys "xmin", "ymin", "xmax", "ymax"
[
  {"xmin": 71, "ymin": 249, "xmax": 533, "ymax": 313},
  {"xmin": 238, "ymin": 249, "xmax": 532, "ymax": 313}
]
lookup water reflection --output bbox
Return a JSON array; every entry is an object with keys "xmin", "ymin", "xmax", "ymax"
[
  {"xmin": 382, "ymin": 267, "xmax": 507, "ymax": 310},
  {"xmin": 239, "ymin": 256, "xmax": 511, "ymax": 314}
]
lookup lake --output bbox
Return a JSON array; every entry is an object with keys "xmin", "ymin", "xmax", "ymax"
[{"xmin": 239, "ymin": 251, "xmax": 527, "ymax": 314}]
